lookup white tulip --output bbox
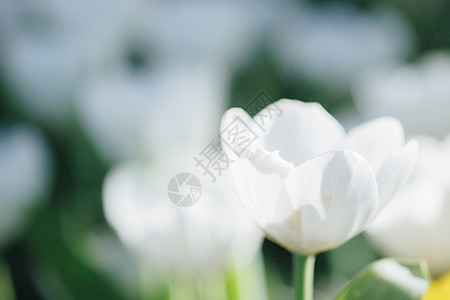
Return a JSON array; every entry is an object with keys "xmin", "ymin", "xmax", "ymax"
[
  {"xmin": 143, "ymin": 0, "xmax": 265, "ymax": 68},
  {"xmin": 0, "ymin": 0, "xmax": 138, "ymax": 124},
  {"xmin": 0, "ymin": 0, "xmax": 264, "ymax": 126},
  {"xmin": 353, "ymin": 52, "xmax": 450, "ymax": 137},
  {"xmin": 270, "ymin": 4, "xmax": 412, "ymax": 89},
  {"xmin": 366, "ymin": 135, "xmax": 450, "ymax": 276},
  {"xmin": 103, "ymin": 151, "xmax": 263, "ymax": 275},
  {"xmin": 76, "ymin": 63, "xmax": 228, "ymax": 163},
  {"xmin": 0, "ymin": 125, "xmax": 51, "ymax": 246},
  {"xmin": 220, "ymin": 99, "xmax": 417, "ymax": 255}
]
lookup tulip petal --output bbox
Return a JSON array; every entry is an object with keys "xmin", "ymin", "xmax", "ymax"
[
  {"xmin": 373, "ymin": 140, "xmax": 418, "ymax": 218},
  {"xmin": 228, "ymin": 152, "xmax": 295, "ymax": 228},
  {"xmin": 220, "ymin": 108, "xmax": 295, "ymax": 228},
  {"xmin": 258, "ymin": 99, "xmax": 345, "ymax": 166},
  {"xmin": 341, "ymin": 117, "xmax": 405, "ymax": 171},
  {"xmin": 267, "ymin": 204, "xmax": 326, "ymax": 254},
  {"xmin": 220, "ymin": 107, "xmax": 263, "ymax": 156},
  {"xmin": 278, "ymin": 150, "xmax": 378, "ymax": 254}
]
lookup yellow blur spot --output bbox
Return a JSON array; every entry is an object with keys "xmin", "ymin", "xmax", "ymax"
[{"xmin": 423, "ymin": 273, "xmax": 450, "ymax": 300}]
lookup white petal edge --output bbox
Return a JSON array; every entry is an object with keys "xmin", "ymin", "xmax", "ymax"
[
  {"xmin": 257, "ymin": 99, "xmax": 345, "ymax": 166},
  {"xmin": 220, "ymin": 106, "xmax": 295, "ymax": 228},
  {"xmin": 220, "ymin": 107, "xmax": 262, "ymax": 161},
  {"xmin": 227, "ymin": 147, "xmax": 295, "ymax": 229},
  {"xmin": 369, "ymin": 139, "xmax": 418, "ymax": 224},
  {"xmin": 341, "ymin": 117, "xmax": 405, "ymax": 172}
]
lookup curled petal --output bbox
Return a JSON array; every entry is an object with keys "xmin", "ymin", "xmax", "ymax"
[
  {"xmin": 220, "ymin": 107, "xmax": 295, "ymax": 227},
  {"xmin": 220, "ymin": 107, "xmax": 262, "ymax": 158}
]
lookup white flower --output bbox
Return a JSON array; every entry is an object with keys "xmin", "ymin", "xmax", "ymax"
[
  {"xmin": 353, "ymin": 52, "xmax": 450, "ymax": 137},
  {"xmin": 366, "ymin": 135, "xmax": 450, "ymax": 276},
  {"xmin": 102, "ymin": 150, "xmax": 263, "ymax": 275},
  {"xmin": 76, "ymin": 64, "xmax": 228, "ymax": 163},
  {"xmin": 269, "ymin": 4, "xmax": 412, "ymax": 89},
  {"xmin": 0, "ymin": 0, "xmax": 137, "ymax": 124},
  {"xmin": 144, "ymin": 0, "xmax": 264, "ymax": 68},
  {"xmin": 0, "ymin": 0, "xmax": 263, "ymax": 126},
  {"xmin": 220, "ymin": 99, "xmax": 417, "ymax": 255},
  {"xmin": 0, "ymin": 125, "xmax": 51, "ymax": 246}
]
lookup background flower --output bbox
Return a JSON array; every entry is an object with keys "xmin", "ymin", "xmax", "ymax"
[
  {"xmin": 0, "ymin": 125, "xmax": 51, "ymax": 246},
  {"xmin": 366, "ymin": 135, "xmax": 450, "ymax": 276},
  {"xmin": 353, "ymin": 52, "xmax": 450, "ymax": 137},
  {"xmin": 103, "ymin": 149, "xmax": 263, "ymax": 277},
  {"xmin": 0, "ymin": 0, "xmax": 134, "ymax": 125},
  {"xmin": 269, "ymin": 3, "xmax": 412, "ymax": 90},
  {"xmin": 76, "ymin": 63, "xmax": 228, "ymax": 163}
]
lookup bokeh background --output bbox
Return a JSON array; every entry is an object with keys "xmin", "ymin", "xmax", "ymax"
[{"xmin": 0, "ymin": 0, "xmax": 450, "ymax": 299}]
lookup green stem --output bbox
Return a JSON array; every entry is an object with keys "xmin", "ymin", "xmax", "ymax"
[
  {"xmin": 226, "ymin": 269, "xmax": 239, "ymax": 300},
  {"xmin": 293, "ymin": 254, "xmax": 316, "ymax": 300},
  {"xmin": 226, "ymin": 251, "xmax": 269, "ymax": 300},
  {"xmin": 195, "ymin": 278, "xmax": 205, "ymax": 300}
]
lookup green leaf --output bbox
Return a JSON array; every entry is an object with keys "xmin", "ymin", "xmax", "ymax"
[
  {"xmin": 327, "ymin": 234, "xmax": 378, "ymax": 278},
  {"xmin": 335, "ymin": 258, "xmax": 430, "ymax": 300}
]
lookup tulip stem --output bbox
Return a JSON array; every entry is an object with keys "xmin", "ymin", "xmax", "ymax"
[
  {"xmin": 293, "ymin": 254, "xmax": 316, "ymax": 300},
  {"xmin": 226, "ymin": 268, "xmax": 239, "ymax": 300}
]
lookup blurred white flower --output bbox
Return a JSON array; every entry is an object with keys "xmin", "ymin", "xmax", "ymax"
[
  {"xmin": 0, "ymin": 125, "xmax": 51, "ymax": 246},
  {"xmin": 366, "ymin": 135, "xmax": 450, "ymax": 276},
  {"xmin": 0, "ymin": 0, "xmax": 266, "ymax": 126},
  {"xmin": 76, "ymin": 63, "xmax": 229, "ymax": 163},
  {"xmin": 73, "ymin": 0, "xmax": 269, "ymax": 164},
  {"xmin": 0, "ymin": 0, "xmax": 135, "ymax": 125},
  {"xmin": 102, "ymin": 150, "xmax": 263, "ymax": 276},
  {"xmin": 220, "ymin": 99, "xmax": 417, "ymax": 255},
  {"xmin": 140, "ymin": 0, "xmax": 266, "ymax": 68},
  {"xmin": 270, "ymin": 4, "xmax": 412, "ymax": 89},
  {"xmin": 353, "ymin": 52, "xmax": 450, "ymax": 137}
]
